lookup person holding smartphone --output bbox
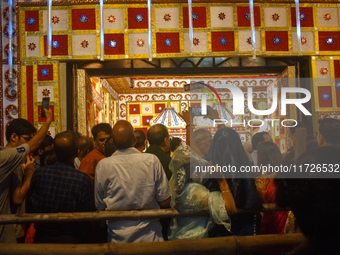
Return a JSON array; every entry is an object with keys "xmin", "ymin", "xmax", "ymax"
[{"xmin": 0, "ymin": 108, "xmax": 52, "ymax": 243}]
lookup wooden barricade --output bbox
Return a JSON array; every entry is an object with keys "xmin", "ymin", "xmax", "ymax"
[{"xmin": 0, "ymin": 233, "xmax": 305, "ymax": 255}]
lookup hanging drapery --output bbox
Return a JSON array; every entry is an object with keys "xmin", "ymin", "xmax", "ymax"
[
  {"xmin": 148, "ymin": 0, "xmax": 152, "ymax": 61},
  {"xmin": 295, "ymin": 0, "xmax": 302, "ymax": 56},
  {"xmin": 249, "ymin": 0, "xmax": 256, "ymax": 59},
  {"xmin": 188, "ymin": 0, "xmax": 194, "ymax": 56},
  {"xmin": 47, "ymin": 0, "xmax": 52, "ymax": 58},
  {"xmin": 100, "ymin": 0, "xmax": 104, "ymax": 60},
  {"xmin": 8, "ymin": 0, "xmax": 14, "ymax": 78}
]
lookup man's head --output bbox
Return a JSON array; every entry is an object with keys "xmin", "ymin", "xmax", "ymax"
[
  {"xmin": 33, "ymin": 135, "xmax": 54, "ymax": 158},
  {"xmin": 147, "ymin": 124, "xmax": 170, "ymax": 153},
  {"xmin": 5, "ymin": 118, "xmax": 37, "ymax": 147},
  {"xmin": 78, "ymin": 136, "xmax": 94, "ymax": 160},
  {"xmin": 170, "ymin": 137, "xmax": 182, "ymax": 153},
  {"xmin": 194, "ymin": 129, "xmax": 212, "ymax": 157},
  {"xmin": 317, "ymin": 118, "xmax": 340, "ymax": 147},
  {"xmin": 54, "ymin": 130, "xmax": 79, "ymax": 164},
  {"xmin": 92, "ymin": 123, "xmax": 112, "ymax": 155},
  {"xmin": 112, "ymin": 120, "xmax": 135, "ymax": 150},
  {"xmin": 134, "ymin": 130, "xmax": 147, "ymax": 151},
  {"xmin": 251, "ymin": 132, "xmax": 272, "ymax": 151}
]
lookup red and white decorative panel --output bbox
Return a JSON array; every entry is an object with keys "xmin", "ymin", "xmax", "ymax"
[
  {"xmin": 291, "ymin": 7, "xmax": 314, "ymax": 27},
  {"xmin": 71, "ymin": 9, "xmax": 96, "ymax": 30},
  {"xmin": 315, "ymin": 60, "xmax": 331, "ymax": 79},
  {"xmin": 104, "ymin": 34, "xmax": 125, "ymax": 55},
  {"xmin": 237, "ymin": 6, "xmax": 261, "ymax": 27},
  {"xmin": 210, "ymin": 6, "xmax": 234, "ymax": 28},
  {"xmin": 42, "ymin": 9, "xmax": 68, "ymax": 31},
  {"xmin": 72, "ymin": 34, "xmax": 97, "ymax": 56},
  {"xmin": 265, "ymin": 31, "xmax": 289, "ymax": 52},
  {"xmin": 25, "ymin": 10, "xmax": 40, "ymax": 32},
  {"xmin": 183, "ymin": 7, "xmax": 207, "ymax": 28},
  {"xmin": 238, "ymin": 30, "xmax": 261, "ymax": 52},
  {"xmin": 183, "ymin": 32, "xmax": 208, "ymax": 53},
  {"xmin": 37, "ymin": 85, "xmax": 54, "ymax": 102},
  {"xmin": 318, "ymin": 32, "xmax": 340, "ymax": 52},
  {"xmin": 128, "ymin": 33, "xmax": 149, "ymax": 55},
  {"xmin": 128, "ymin": 8, "xmax": 148, "ymax": 29},
  {"xmin": 264, "ymin": 7, "xmax": 288, "ymax": 27},
  {"xmin": 142, "ymin": 103, "xmax": 153, "ymax": 114},
  {"xmin": 129, "ymin": 115, "xmax": 141, "ymax": 127},
  {"xmin": 155, "ymin": 7, "xmax": 180, "ymax": 29},
  {"xmin": 292, "ymin": 31, "xmax": 315, "ymax": 52},
  {"xmin": 211, "ymin": 31, "xmax": 235, "ymax": 52},
  {"xmin": 25, "ymin": 35, "xmax": 40, "ymax": 58},
  {"xmin": 156, "ymin": 32, "xmax": 180, "ymax": 54},
  {"xmin": 103, "ymin": 8, "xmax": 124, "ymax": 30},
  {"xmin": 317, "ymin": 7, "xmax": 339, "ymax": 27},
  {"xmin": 44, "ymin": 35, "xmax": 69, "ymax": 56}
]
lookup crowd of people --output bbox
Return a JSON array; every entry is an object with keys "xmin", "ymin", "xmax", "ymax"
[{"xmin": 1, "ymin": 107, "xmax": 340, "ymax": 254}]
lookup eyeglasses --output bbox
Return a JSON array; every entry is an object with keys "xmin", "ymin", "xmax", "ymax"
[
  {"xmin": 20, "ymin": 136, "xmax": 32, "ymax": 142},
  {"xmin": 98, "ymin": 137, "xmax": 111, "ymax": 142}
]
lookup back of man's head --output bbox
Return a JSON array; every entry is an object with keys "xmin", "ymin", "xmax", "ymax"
[
  {"xmin": 134, "ymin": 130, "xmax": 146, "ymax": 148},
  {"xmin": 170, "ymin": 137, "xmax": 182, "ymax": 152},
  {"xmin": 33, "ymin": 135, "xmax": 54, "ymax": 156},
  {"xmin": 91, "ymin": 123, "xmax": 112, "ymax": 139},
  {"xmin": 318, "ymin": 118, "xmax": 340, "ymax": 145},
  {"xmin": 54, "ymin": 130, "xmax": 79, "ymax": 164},
  {"xmin": 78, "ymin": 136, "xmax": 94, "ymax": 158},
  {"xmin": 251, "ymin": 132, "xmax": 270, "ymax": 150},
  {"xmin": 193, "ymin": 129, "xmax": 211, "ymax": 144},
  {"xmin": 147, "ymin": 124, "xmax": 169, "ymax": 146},
  {"xmin": 112, "ymin": 120, "xmax": 135, "ymax": 149},
  {"xmin": 6, "ymin": 118, "xmax": 37, "ymax": 142}
]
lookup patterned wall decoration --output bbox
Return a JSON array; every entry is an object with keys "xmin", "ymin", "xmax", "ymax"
[
  {"xmin": 1, "ymin": 4, "xmax": 19, "ymax": 145},
  {"xmin": 266, "ymin": 66, "xmax": 296, "ymax": 153},
  {"xmin": 117, "ymin": 75, "xmax": 275, "ymax": 141},
  {"xmin": 311, "ymin": 56, "xmax": 340, "ymax": 132},
  {"xmin": 20, "ymin": 60, "xmax": 60, "ymax": 136},
  {"xmin": 18, "ymin": 3, "xmax": 340, "ymax": 61}
]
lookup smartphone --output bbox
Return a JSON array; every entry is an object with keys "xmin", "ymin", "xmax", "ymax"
[
  {"xmin": 184, "ymin": 81, "xmax": 205, "ymax": 91},
  {"xmin": 191, "ymin": 106, "xmax": 203, "ymax": 116},
  {"xmin": 41, "ymin": 97, "xmax": 50, "ymax": 118}
]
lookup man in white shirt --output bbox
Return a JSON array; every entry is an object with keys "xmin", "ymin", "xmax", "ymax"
[{"xmin": 95, "ymin": 120, "xmax": 170, "ymax": 243}]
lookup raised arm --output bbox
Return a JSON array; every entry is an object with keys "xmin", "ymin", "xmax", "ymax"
[{"xmin": 27, "ymin": 108, "xmax": 53, "ymax": 153}]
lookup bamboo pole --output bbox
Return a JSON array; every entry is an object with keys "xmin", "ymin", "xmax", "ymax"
[
  {"xmin": 0, "ymin": 204, "xmax": 283, "ymax": 224},
  {"xmin": 0, "ymin": 234, "xmax": 305, "ymax": 255}
]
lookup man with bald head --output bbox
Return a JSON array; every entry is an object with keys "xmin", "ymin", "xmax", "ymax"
[
  {"xmin": 30, "ymin": 130, "xmax": 95, "ymax": 243},
  {"xmin": 95, "ymin": 120, "xmax": 170, "ymax": 243}
]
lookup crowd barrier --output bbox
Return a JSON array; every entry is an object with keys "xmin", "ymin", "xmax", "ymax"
[
  {"xmin": 0, "ymin": 204, "xmax": 280, "ymax": 224},
  {"xmin": 0, "ymin": 234, "xmax": 305, "ymax": 255},
  {"xmin": 0, "ymin": 204, "xmax": 302, "ymax": 255}
]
